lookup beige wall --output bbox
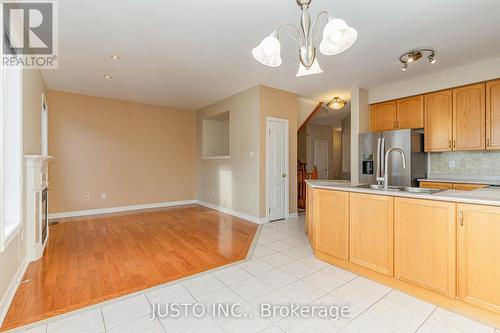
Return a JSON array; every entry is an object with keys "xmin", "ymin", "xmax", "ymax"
[
  {"xmin": 196, "ymin": 86, "xmax": 260, "ymax": 218},
  {"xmin": 1, "ymin": 69, "xmax": 46, "ymax": 319},
  {"xmin": 47, "ymin": 91, "xmax": 197, "ymax": 213},
  {"xmin": 298, "ymin": 97, "xmax": 319, "ymax": 128},
  {"xmin": 259, "ymin": 85, "xmax": 298, "ymax": 218}
]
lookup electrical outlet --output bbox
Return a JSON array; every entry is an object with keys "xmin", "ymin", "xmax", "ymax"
[
  {"xmin": 84, "ymin": 194, "xmax": 90, "ymax": 201},
  {"xmin": 101, "ymin": 192, "xmax": 107, "ymax": 199},
  {"xmin": 449, "ymin": 160, "xmax": 455, "ymax": 168},
  {"xmin": 249, "ymin": 151, "xmax": 254, "ymax": 159}
]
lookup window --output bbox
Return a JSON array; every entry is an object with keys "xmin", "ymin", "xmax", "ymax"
[
  {"xmin": 202, "ymin": 111, "xmax": 230, "ymax": 159},
  {"xmin": 0, "ymin": 63, "xmax": 23, "ymax": 251}
]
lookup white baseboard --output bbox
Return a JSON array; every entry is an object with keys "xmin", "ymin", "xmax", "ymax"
[
  {"xmin": 288, "ymin": 212, "xmax": 299, "ymax": 219},
  {"xmin": 48, "ymin": 200, "xmax": 198, "ymax": 220},
  {"xmin": 196, "ymin": 200, "xmax": 263, "ymax": 224},
  {"xmin": 0, "ymin": 259, "xmax": 28, "ymax": 327}
]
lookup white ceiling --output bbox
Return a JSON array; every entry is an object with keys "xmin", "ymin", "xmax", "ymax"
[{"xmin": 42, "ymin": 0, "xmax": 500, "ymax": 110}]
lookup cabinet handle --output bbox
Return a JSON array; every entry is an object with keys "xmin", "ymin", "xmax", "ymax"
[
  {"xmin": 448, "ymin": 140, "xmax": 452, "ymax": 149},
  {"xmin": 453, "ymin": 140, "xmax": 456, "ymax": 149},
  {"xmin": 394, "ymin": 121, "xmax": 397, "ymax": 129},
  {"xmin": 459, "ymin": 210, "xmax": 464, "ymax": 226},
  {"xmin": 486, "ymin": 138, "xmax": 490, "ymax": 147}
]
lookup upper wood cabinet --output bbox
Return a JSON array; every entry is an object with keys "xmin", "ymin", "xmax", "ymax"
[
  {"xmin": 453, "ymin": 83, "xmax": 486, "ymax": 151},
  {"xmin": 424, "ymin": 90, "xmax": 453, "ymax": 152},
  {"xmin": 371, "ymin": 101, "xmax": 397, "ymax": 132},
  {"xmin": 397, "ymin": 96, "xmax": 424, "ymax": 129},
  {"xmin": 349, "ymin": 193, "xmax": 394, "ymax": 276},
  {"xmin": 394, "ymin": 198, "xmax": 456, "ymax": 297},
  {"xmin": 486, "ymin": 79, "xmax": 500, "ymax": 150},
  {"xmin": 458, "ymin": 204, "xmax": 500, "ymax": 314},
  {"xmin": 313, "ymin": 189, "xmax": 349, "ymax": 260}
]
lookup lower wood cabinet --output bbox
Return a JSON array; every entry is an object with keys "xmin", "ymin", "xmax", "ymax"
[
  {"xmin": 313, "ymin": 189, "xmax": 349, "ymax": 260},
  {"xmin": 394, "ymin": 198, "xmax": 456, "ymax": 297},
  {"xmin": 458, "ymin": 204, "xmax": 500, "ymax": 314},
  {"xmin": 349, "ymin": 193, "xmax": 394, "ymax": 276}
]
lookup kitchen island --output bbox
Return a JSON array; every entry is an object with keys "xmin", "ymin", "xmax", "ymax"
[{"xmin": 306, "ymin": 180, "xmax": 500, "ymax": 328}]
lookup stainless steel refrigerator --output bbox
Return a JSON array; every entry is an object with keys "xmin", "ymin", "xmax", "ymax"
[{"xmin": 359, "ymin": 129, "xmax": 427, "ymax": 187}]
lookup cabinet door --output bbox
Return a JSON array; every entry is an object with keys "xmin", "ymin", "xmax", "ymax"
[
  {"xmin": 458, "ymin": 204, "xmax": 500, "ymax": 313},
  {"xmin": 394, "ymin": 198, "xmax": 456, "ymax": 297},
  {"xmin": 313, "ymin": 190, "xmax": 349, "ymax": 260},
  {"xmin": 486, "ymin": 79, "xmax": 500, "ymax": 150},
  {"xmin": 452, "ymin": 183, "xmax": 488, "ymax": 191},
  {"xmin": 371, "ymin": 101, "xmax": 397, "ymax": 132},
  {"xmin": 419, "ymin": 181, "xmax": 454, "ymax": 190},
  {"xmin": 350, "ymin": 193, "xmax": 394, "ymax": 276},
  {"xmin": 397, "ymin": 96, "xmax": 424, "ymax": 129},
  {"xmin": 424, "ymin": 90, "xmax": 453, "ymax": 152},
  {"xmin": 453, "ymin": 83, "xmax": 486, "ymax": 151}
]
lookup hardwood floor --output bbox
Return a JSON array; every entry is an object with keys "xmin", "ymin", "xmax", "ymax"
[{"xmin": 1, "ymin": 204, "xmax": 258, "ymax": 331}]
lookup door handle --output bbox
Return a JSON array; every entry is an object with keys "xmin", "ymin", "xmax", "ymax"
[{"xmin": 282, "ymin": 173, "xmax": 287, "ymax": 178}]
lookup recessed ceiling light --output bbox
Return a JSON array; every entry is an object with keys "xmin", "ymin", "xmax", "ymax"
[
  {"xmin": 104, "ymin": 74, "xmax": 112, "ymax": 79},
  {"xmin": 110, "ymin": 54, "xmax": 120, "ymax": 60}
]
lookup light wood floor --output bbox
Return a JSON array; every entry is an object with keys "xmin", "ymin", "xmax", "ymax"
[{"xmin": 1, "ymin": 204, "xmax": 257, "ymax": 331}]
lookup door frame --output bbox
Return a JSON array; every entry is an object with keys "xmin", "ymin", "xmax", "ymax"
[
  {"xmin": 313, "ymin": 139, "xmax": 329, "ymax": 179},
  {"xmin": 266, "ymin": 117, "xmax": 289, "ymax": 222}
]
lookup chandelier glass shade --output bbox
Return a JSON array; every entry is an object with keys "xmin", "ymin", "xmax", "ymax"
[
  {"xmin": 252, "ymin": 0, "xmax": 357, "ymax": 77},
  {"xmin": 327, "ymin": 97, "xmax": 346, "ymax": 110}
]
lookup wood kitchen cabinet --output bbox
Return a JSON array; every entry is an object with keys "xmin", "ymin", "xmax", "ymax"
[
  {"xmin": 453, "ymin": 83, "xmax": 486, "ymax": 150},
  {"xmin": 371, "ymin": 101, "xmax": 397, "ymax": 132},
  {"xmin": 306, "ymin": 184, "xmax": 314, "ymax": 244},
  {"xmin": 394, "ymin": 198, "xmax": 456, "ymax": 297},
  {"xmin": 397, "ymin": 96, "xmax": 424, "ymax": 129},
  {"xmin": 349, "ymin": 193, "xmax": 394, "ymax": 276},
  {"xmin": 424, "ymin": 90, "xmax": 453, "ymax": 152},
  {"xmin": 486, "ymin": 79, "xmax": 500, "ymax": 150},
  {"xmin": 458, "ymin": 204, "xmax": 500, "ymax": 314},
  {"xmin": 313, "ymin": 190, "xmax": 349, "ymax": 260}
]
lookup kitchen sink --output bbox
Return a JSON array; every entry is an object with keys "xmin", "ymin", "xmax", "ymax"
[{"xmin": 355, "ymin": 184, "xmax": 442, "ymax": 194}]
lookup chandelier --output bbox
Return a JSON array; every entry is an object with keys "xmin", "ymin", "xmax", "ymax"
[
  {"xmin": 399, "ymin": 49, "xmax": 436, "ymax": 71},
  {"xmin": 252, "ymin": 0, "xmax": 357, "ymax": 77}
]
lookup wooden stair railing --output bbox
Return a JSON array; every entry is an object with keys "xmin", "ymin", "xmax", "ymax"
[{"xmin": 297, "ymin": 160, "xmax": 317, "ymax": 209}]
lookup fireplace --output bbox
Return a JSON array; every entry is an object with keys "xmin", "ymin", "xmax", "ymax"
[{"xmin": 25, "ymin": 155, "xmax": 53, "ymax": 262}]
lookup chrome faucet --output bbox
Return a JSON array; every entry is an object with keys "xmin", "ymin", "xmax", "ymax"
[{"xmin": 376, "ymin": 147, "xmax": 407, "ymax": 190}]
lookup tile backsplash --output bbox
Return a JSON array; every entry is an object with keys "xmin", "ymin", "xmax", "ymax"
[{"xmin": 430, "ymin": 151, "xmax": 500, "ymax": 176}]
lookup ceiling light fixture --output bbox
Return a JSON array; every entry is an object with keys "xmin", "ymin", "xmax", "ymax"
[
  {"xmin": 103, "ymin": 74, "xmax": 112, "ymax": 79},
  {"xmin": 110, "ymin": 54, "xmax": 120, "ymax": 60},
  {"xmin": 399, "ymin": 49, "xmax": 436, "ymax": 71},
  {"xmin": 252, "ymin": 0, "xmax": 357, "ymax": 77},
  {"xmin": 327, "ymin": 97, "xmax": 346, "ymax": 110}
]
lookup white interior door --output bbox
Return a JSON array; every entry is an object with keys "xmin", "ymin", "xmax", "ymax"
[
  {"xmin": 266, "ymin": 117, "xmax": 289, "ymax": 222},
  {"xmin": 314, "ymin": 140, "xmax": 329, "ymax": 179}
]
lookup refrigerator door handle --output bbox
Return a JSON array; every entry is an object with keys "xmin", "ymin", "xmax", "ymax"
[{"xmin": 376, "ymin": 138, "xmax": 383, "ymax": 182}]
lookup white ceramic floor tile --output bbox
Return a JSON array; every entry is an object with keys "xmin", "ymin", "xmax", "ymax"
[
  {"xmin": 20, "ymin": 325, "xmax": 47, "ymax": 333},
  {"xmin": 277, "ymin": 317, "xmax": 341, "ymax": 333},
  {"xmin": 182, "ymin": 274, "xmax": 225, "ymax": 297},
  {"xmin": 239, "ymin": 258, "xmax": 274, "ymax": 275},
  {"xmin": 265, "ymin": 241, "xmax": 294, "ymax": 252},
  {"xmin": 257, "ymin": 234, "xmax": 280, "ymax": 245},
  {"xmin": 341, "ymin": 312, "xmax": 400, "ymax": 333},
  {"xmin": 384, "ymin": 290, "xmax": 436, "ymax": 315},
  {"xmin": 47, "ymin": 309, "xmax": 105, "ymax": 333},
  {"xmin": 252, "ymin": 245, "xmax": 276, "ymax": 258},
  {"xmin": 417, "ymin": 318, "xmax": 464, "ymax": 333},
  {"xmin": 229, "ymin": 277, "xmax": 274, "ymax": 302},
  {"xmin": 278, "ymin": 280, "xmax": 326, "ymax": 304},
  {"xmin": 430, "ymin": 307, "xmax": 495, "ymax": 333},
  {"xmin": 213, "ymin": 303, "xmax": 273, "ymax": 333},
  {"xmin": 302, "ymin": 270, "xmax": 352, "ymax": 294},
  {"xmin": 102, "ymin": 294, "xmax": 152, "ymax": 329},
  {"xmin": 159, "ymin": 311, "xmax": 221, "ymax": 333},
  {"xmin": 259, "ymin": 324, "xmax": 284, "ymax": 333},
  {"xmin": 279, "ymin": 260, "xmax": 318, "ymax": 279},
  {"xmin": 146, "ymin": 284, "xmax": 195, "ymax": 305},
  {"xmin": 321, "ymin": 266, "xmax": 358, "ymax": 283},
  {"xmin": 196, "ymin": 287, "xmax": 245, "ymax": 309},
  {"xmin": 213, "ymin": 266, "xmax": 253, "ymax": 286},
  {"xmin": 345, "ymin": 276, "xmax": 391, "ymax": 297},
  {"xmin": 260, "ymin": 252, "xmax": 295, "ymax": 268},
  {"xmin": 299, "ymin": 255, "xmax": 331, "ymax": 270},
  {"xmin": 366, "ymin": 295, "xmax": 433, "ymax": 333},
  {"xmin": 329, "ymin": 281, "xmax": 388, "ymax": 311},
  {"xmin": 257, "ymin": 268, "xmax": 298, "ymax": 289},
  {"xmin": 280, "ymin": 245, "xmax": 313, "ymax": 260},
  {"xmin": 249, "ymin": 290, "xmax": 294, "ymax": 319},
  {"xmin": 108, "ymin": 316, "xmax": 165, "ymax": 333}
]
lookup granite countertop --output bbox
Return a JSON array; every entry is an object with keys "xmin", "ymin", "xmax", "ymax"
[
  {"xmin": 306, "ymin": 180, "xmax": 500, "ymax": 207},
  {"xmin": 418, "ymin": 177, "xmax": 500, "ymax": 186}
]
